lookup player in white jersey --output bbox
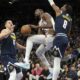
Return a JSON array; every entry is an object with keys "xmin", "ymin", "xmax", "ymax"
[{"xmin": 16, "ymin": 9, "xmax": 55, "ymax": 69}]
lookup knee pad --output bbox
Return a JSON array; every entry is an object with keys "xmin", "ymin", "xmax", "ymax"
[
  {"xmin": 7, "ymin": 64, "xmax": 15, "ymax": 73},
  {"xmin": 7, "ymin": 63, "xmax": 21, "ymax": 73},
  {"xmin": 50, "ymin": 47, "xmax": 61, "ymax": 57},
  {"xmin": 53, "ymin": 48, "xmax": 60, "ymax": 57}
]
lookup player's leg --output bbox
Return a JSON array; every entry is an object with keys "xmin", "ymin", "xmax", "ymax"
[
  {"xmin": 44, "ymin": 35, "xmax": 55, "ymax": 75},
  {"xmin": 15, "ymin": 35, "xmax": 45, "ymax": 69},
  {"xmin": 53, "ymin": 57, "xmax": 61, "ymax": 80},
  {"xmin": 7, "ymin": 64, "xmax": 23, "ymax": 80},
  {"xmin": 15, "ymin": 68, "xmax": 23, "ymax": 80},
  {"xmin": 6, "ymin": 56, "xmax": 23, "ymax": 80},
  {"xmin": 7, "ymin": 59, "xmax": 23, "ymax": 80},
  {"xmin": 8, "ymin": 68, "xmax": 17, "ymax": 80},
  {"xmin": 36, "ymin": 44, "xmax": 50, "ymax": 67},
  {"xmin": 36, "ymin": 35, "xmax": 54, "ymax": 67},
  {"xmin": 7, "ymin": 63, "xmax": 16, "ymax": 80},
  {"xmin": 0, "ymin": 51, "xmax": 23, "ymax": 80},
  {"xmin": 24, "ymin": 35, "xmax": 45, "ymax": 63},
  {"xmin": 45, "ymin": 35, "xmax": 54, "ymax": 65},
  {"xmin": 52, "ymin": 36, "xmax": 68, "ymax": 80},
  {"xmin": 0, "ymin": 55, "xmax": 17, "ymax": 80},
  {"xmin": 16, "ymin": 72, "xmax": 23, "ymax": 80},
  {"xmin": 50, "ymin": 45, "xmax": 62, "ymax": 80}
]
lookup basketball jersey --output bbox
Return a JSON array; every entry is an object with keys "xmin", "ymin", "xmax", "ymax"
[
  {"xmin": 38, "ymin": 14, "xmax": 55, "ymax": 35},
  {"xmin": 55, "ymin": 12, "xmax": 72, "ymax": 34},
  {"xmin": 1, "ymin": 33, "xmax": 17, "ymax": 57}
]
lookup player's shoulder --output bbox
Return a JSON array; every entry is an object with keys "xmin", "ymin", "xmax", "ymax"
[
  {"xmin": 44, "ymin": 12, "xmax": 50, "ymax": 15},
  {"xmin": 44, "ymin": 12, "xmax": 52, "ymax": 17},
  {"xmin": 62, "ymin": 13, "xmax": 72, "ymax": 22},
  {"xmin": 41, "ymin": 12, "xmax": 52, "ymax": 20}
]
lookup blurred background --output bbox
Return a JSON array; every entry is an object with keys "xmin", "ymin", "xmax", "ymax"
[
  {"xmin": 0, "ymin": 0, "xmax": 80, "ymax": 80},
  {"xmin": 0, "ymin": 0, "xmax": 77, "ymax": 29}
]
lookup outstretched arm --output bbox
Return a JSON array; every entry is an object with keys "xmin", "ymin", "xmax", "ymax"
[
  {"xmin": 48, "ymin": 0, "xmax": 62, "ymax": 16},
  {"xmin": 30, "ymin": 24, "xmax": 52, "ymax": 29}
]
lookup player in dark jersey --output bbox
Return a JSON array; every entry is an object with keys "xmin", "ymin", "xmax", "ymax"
[
  {"xmin": 0, "ymin": 20, "xmax": 25, "ymax": 80},
  {"xmin": 48, "ymin": 0, "xmax": 72, "ymax": 80}
]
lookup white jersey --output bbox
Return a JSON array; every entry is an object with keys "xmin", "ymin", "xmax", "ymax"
[{"xmin": 38, "ymin": 15, "xmax": 55, "ymax": 35}]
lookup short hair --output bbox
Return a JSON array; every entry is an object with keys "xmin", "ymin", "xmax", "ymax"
[
  {"xmin": 65, "ymin": 4, "xmax": 72, "ymax": 15},
  {"xmin": 35, "ymin": 9, "xmax": 44, "ymax": 13}
]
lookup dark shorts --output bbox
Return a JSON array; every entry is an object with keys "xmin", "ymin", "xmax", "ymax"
[
  {"xmin": 0, "ymin": 55, "xmax": 17, "ymax": 67},
  {"xmin": 0, "ymin": 55, "xmax": 21, "ymax": 73},
  {"xmin": 53, "ymin": 36, "xmax": 68, "ymax": 58}
]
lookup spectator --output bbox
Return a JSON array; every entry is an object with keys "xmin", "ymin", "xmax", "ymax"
[
  {"xmin": 29, "ymin": 63, "xmax": 43, "ymax": 80},
  {"xmin": 68, "ymin": 66, "xmax": 78, "ymax": 80},
  {"xmin": 60, "ymin": 65, "xmax": 69, "ymax": 80},
  {"xmin": 77, "ymin": 64, "xmax": 80, "ymax": 80},
  {"xmin": 39, "ymin": 66, "xmax": 50, "ymax": 80}
]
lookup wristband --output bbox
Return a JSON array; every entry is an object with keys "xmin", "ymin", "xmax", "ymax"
[{"xmin": 48, "ymin": 0, "xmax": 55, "ymax": 6}]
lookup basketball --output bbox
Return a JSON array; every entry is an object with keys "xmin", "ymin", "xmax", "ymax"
[{"xmin": 21, "ymin": 25, "xmax": 31, "ymax": 34}]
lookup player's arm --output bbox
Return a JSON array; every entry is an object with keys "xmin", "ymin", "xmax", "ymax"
[
  {"xmin": 0, "ymin": 29, "xmax": 12, "ymax": 40},
  {"xmin": 16, "ymin": 42, "xmax": 26, "ymax": 50},
  {"xmin": 30, "ymin": 25, "xmax": 38, "ymax": 29},
  {"xmin": 30, "ymin": 24, "xmax": 52, "ymax": 29},
  {"xmin": 30, "ymin": 24, "xmax": 42, "ymax": 34},
  {"xmin": 48, "ymin": 0, "xmax": 62, "ymax": 16}
]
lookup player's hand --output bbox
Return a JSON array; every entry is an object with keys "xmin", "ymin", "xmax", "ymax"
[
  {"xmin": 48, "ymin": 0, "xmax": 54, "ymax": 6},
  {"xmin": 6, "ymin": 28, "xmax": 12, "ymax": 33},
  {"xmin": 0, "ymin": 28, "xmax": 13, "ymax": 39},
  {"xmin": 30, "ymin": 24, "xmax": 38, "ymax": 29},
  {"xmin": 6, "ymin": 28, "xmax": 13, "ymax": 33},
  {"xmin": 48, "ymin": 0, "xmax": 53, "ymax": 3}
]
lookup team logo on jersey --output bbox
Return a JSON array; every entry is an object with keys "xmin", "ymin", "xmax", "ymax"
[
  {"xmin": 10, "ymin": 33, "xmax": 16, "ymax": 45},
  {"xmin": 62, "ymin": 15, "xmax": 72, "ymax": 22},
  {"xmin": 10, "ymin": 33, "xmax": 16, "ymax": 40}
]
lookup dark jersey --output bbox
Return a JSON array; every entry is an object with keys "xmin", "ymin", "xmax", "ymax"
[
  {"xmin": 55, "ymin": 12, "xmax": 72, "ymax": 34},
  {"xmin": 1, "ymin": 33, "xmax": 17, "ymax": 58}
]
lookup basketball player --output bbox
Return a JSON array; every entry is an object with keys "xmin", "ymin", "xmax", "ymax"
[
  {"xmin": 48, "ymin": 0, "xmax": 72, "ymax": 80},
  {"xmin": 16, "ymin": 9, "xmax": 55, "ymax": 70},
  {"xmin": 0, "ymin": 20, "xmax": 25, "ymax": 80}
]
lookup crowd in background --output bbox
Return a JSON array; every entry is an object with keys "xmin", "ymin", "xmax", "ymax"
[
  {"xmin": 0, "ymin": 17, "xmax": 80, "ymax": 80},
  {"xmin": 0, "ymin": 1, "xmax": 80, "ymax": 80}
]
